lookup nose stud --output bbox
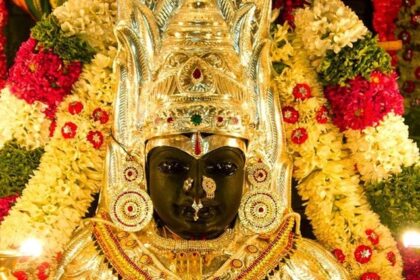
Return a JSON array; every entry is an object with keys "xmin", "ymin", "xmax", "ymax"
[
  {"xmin": 202, "ymin": 176, "xmax": 216, "ymax": 199},
  {"xmin": 183, "ymin": 178, "xmax": 194, "ymax": 192},
  {"xmin": 191, "ymin": 199, "xmax": 203, "ymax": 222}
]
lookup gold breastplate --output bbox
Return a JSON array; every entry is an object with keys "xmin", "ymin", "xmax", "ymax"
[{"xmin": 54, "ymin": 213, "xmax": 349, "ymax": 280}]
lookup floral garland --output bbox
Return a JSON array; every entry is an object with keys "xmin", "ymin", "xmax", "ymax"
[
  {"xmin": 318, "ymin": 34, "xmax": 392, "ymax": 86},
  {"xmin": 324, "ymin": 71, "xmax": 404, "ymax": 131},
  {"xmin": 0, "ymin": 140, "xmax": 44, "ymax": 197},
  {"xmin": 293, "ymin": 0, "xmax": 368, "ymax": 69},
  {"xmin": 365, "ymin": 165, "xmax": 419, "ymax": 234},
  {"xmin": 0, "ymin": 12, "xmax": 96, "ymax": 151},
  {"xmin": 0, "ymin": 194, "xmax": 18, "ymax": 222},
  {"xmin": 8, "ymin": 37, "xmax": 83, "ymax": 119},
  {"xmin": 373, "ymin": 0, "xmax": 402, "ymax": 42},
  {"xmin": 0, "ymin": 0, "xmax": 7, "ymax": 87},
  {"xmin": 289, "ymin": 1, "xmax": 420, "ymax": 279},
  {"xmin": 0, "ymin": 1, "xmax": 117, "ymax": 276},
  {"xmin": 271, "ymin": 23, "xmax": 402, "ymax": 279},
  {"xmin": 0, "ymin": 88, "xmax": 50, "ymax": 150},
  {"xmin": 345, "ymin": 113, "xmax": 419, "ymax": 183}
]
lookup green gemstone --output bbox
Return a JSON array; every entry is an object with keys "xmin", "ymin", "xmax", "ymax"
[{"xmin": 190, "ymin": 114, "xmax": 202, "ymax": 126}]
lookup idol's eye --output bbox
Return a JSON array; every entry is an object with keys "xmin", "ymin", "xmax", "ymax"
[
  {"xmin": 205, "ymin": 162, "xmax": 238, "ymax": 177},
  {"xmin": 158, "ymin": 160, "xmax": 189, "ymax": 174}
]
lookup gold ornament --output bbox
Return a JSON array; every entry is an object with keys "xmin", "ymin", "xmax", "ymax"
[
  {"xmin": 183, "ymin": 177, "xmax": 194, "ymax": 192},
  {"xmin": 202, "ymin": 176, "xmax": 216, "ymax": 199},
  {"xmin": 238, "ymin": 190, "xmax": 284, "ymax": 234},
  {"xmin": 191, "ymin": 199, "xmax": 203, "ymax": 222},
  {"xmin": 109, "ymin": 189, "xmax": 153, "ymax": 232},
  {"xmin": 247, "ymin": 160, "xmax": 272, "ymax": 188}
]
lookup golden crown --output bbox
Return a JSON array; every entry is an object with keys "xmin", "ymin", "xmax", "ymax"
[{"xmin": 138, "ymin": 0, "xmax": 257, "ymax": 140}]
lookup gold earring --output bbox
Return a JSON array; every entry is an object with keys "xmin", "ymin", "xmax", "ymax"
[
  {"xmin": 183, "ymin": 178, "xmax": 194, "ymax": 192},
  {"xmin": 202, "ymin": 176, "xmax": 216, "ymax": 199}
]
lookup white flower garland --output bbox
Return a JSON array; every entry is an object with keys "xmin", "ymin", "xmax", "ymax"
[
  {"xmin": 0, "ymin": 87, "xmax": 50, "ymax": 150},
  {"xmin": 53, "ymin": 0, "xmax": 117, "ymax": 52},
  {"xmin": 345, "ymin": 113, "xmax": 420, "ymax": 183},
  {"xmin": 294, "ymin": 0, "xmax": 368, "ymax": 69}
]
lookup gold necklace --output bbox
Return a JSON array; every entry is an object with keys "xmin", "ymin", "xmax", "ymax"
[{"xmin": 147, "ymin": 228, "xmax": 235, "ymax": 252}]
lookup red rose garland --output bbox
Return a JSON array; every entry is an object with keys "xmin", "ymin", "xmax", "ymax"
[
  {"xmin": 8, "ymin": 38, "xmax": 83, "ymax": 119},
  {"xmin": 0, "ymin": 0, "xmax": 8, "ymax": 88},
  {"xmin": 325, "ymin": 71, "xmax": 404, "ymax": 131}
]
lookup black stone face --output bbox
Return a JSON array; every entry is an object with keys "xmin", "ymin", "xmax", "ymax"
[{"xmin": 147, "ymin": 146, "xmax": 245, "ymax": 240}]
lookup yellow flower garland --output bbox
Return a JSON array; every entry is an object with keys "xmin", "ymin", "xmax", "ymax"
[{"xmin": 0, "ymin": 0, "xmax": 117, "ymax": 256}]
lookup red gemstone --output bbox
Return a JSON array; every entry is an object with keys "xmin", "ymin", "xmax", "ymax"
[
  {"xmin": 258, "ymin": 207, "xmax": 264, "ymax": 213},
  {"xmin": 217, "ymin": 116, "xmax": 224, "ymax": 123},
  {"xmin": 167, "ymin": 116, "xmax": 174, "ymax": 123},
  {"xmin": 192, "ymin": 68, "xmax": 202, "ymax": 80},
  {"xmin": 127, "ymin": 206, "xmax": 133, "ymax": 212},
  {"xmin": 194, "ymin": 134, "xmax": 202, "ymax": 156}
]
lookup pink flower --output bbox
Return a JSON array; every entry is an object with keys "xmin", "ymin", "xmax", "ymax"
[
  {"xmin": 36, "ymin": 262, "xmax": 50, "ymax": 280},
  {"xmin": 316, "ymin": 106, "xmax": 329, "ymax": 124},
  {"xmin": 325, "ymin": 71, "xmax": 403, "ymax": 131},
  {"xmin": 12, "ymin": 271, "xmax": 28, "ymax": 280},
  {"xmin": 0, "ymin": 194, "xmax": 18, "ymax": 222},
  {"xmin": 386, "ymin": 251, "xmax": 396, "ymax": 266},
  {"xmin": 7, "ymin": 38, "xmax": 82, "ymax": 119}
]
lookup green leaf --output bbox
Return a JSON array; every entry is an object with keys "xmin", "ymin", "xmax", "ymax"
[
  {"xmin": 31, "ymin": 15, "xmax": 96, "ymax": 63},
  {"xmin": 318, "ymin": 34, "xmax": 392, "ymax": 86},
  {"xmin": 365, "ymin": 165, "xmax": 420, "ymax": 235},
  {"xmin": 0, "ymin": 141, "xmax": 44, "ymax": 197}
]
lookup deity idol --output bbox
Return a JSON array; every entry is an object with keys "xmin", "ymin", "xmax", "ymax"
[{"xmin": 55, "ymin": 0, "xmax": 349, "ymax": 279}]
